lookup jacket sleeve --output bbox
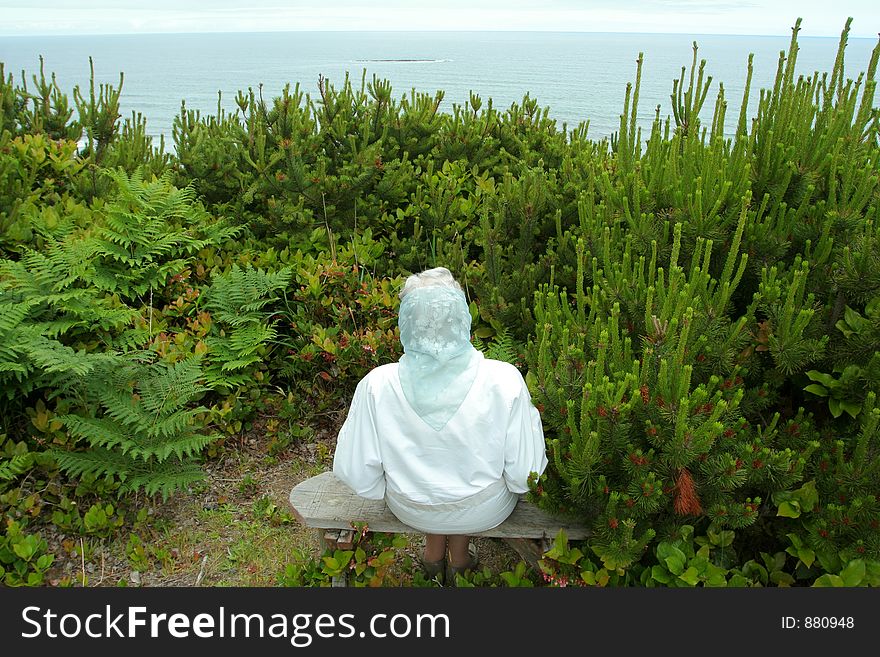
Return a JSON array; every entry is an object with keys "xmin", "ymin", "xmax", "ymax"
[
  {"xmin": 332, "ymin": 377, "xmax": 386, "ymax": 499},
  {"xmin": 502, "ymin": 376, "xmax": 548, "ymax": 494}
]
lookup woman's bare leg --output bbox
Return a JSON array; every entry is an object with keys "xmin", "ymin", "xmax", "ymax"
[
  {"xmin": 423, "ymin": 534, "xmax": 447, "ymax": 562},
  {"xmin": 447, "ymin": 535, "xmax": 472, "ymax": 568}
]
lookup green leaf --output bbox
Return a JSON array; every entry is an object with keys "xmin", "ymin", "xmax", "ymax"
[
  {"xmin": 812, "ymin": 574, "xmax": 844, "ymax": 587},
  {"xmin": 665, "ymin": 554, "xmax": 686, "ymax": 576},
  {"xmin": 840, "ymin": 560, "xmax": 865, "ymax": 587},
  {"xmin": 544, "ymin": 529, "xmax": 569, "ymax": 560},
  {"xmin": 835, "ymin": 320, "xmax": 854, "ymax": 338},
  {"xmin": 657, "ymin": 542, "xmax": 684, "ymax": 563},
  {"xmin": 598, "ymin": 553, "xmax": 620, "ymax": 571},
  {"xmin": 690, "ymin": 556, "xmax": 710, "ymax": 574},
  {"xmin": 376, "ymin": 550, "xmax": 395, "ymax": 566},
  {"xmin": 772, "ymin": 490, "xmax": 794, "ymax": 505},
  {"xmin": 705, "ymin": 565, "xmax": 728, "ymax": 587},
  {"xmin": 678, "ymin": 566, "xmax": 700, "ymax": 586},
  {"xmin": 840, "ymin": 401, "xmax": 861, "ymax": 418},
  {"xmin": 806, "ymin": 371, "xmax": 836, "ymax": 387},
  {"xmin": 741, "ymin": 560, "xmax": 769, "ymax": 584},
  {"xmin": 797, "ymin": 549, "xmax": 815, "ymax": 568},
  {"xmin": 499, "ymin": 572, "xmax": 516, "ymax": 586},
  {"xmin": 842, "ymin": 306, "xmax": 867, "ymax": 334},
  {"xmin": 770, "ymin": 571, "xmax": 795, "ymax": 586},
  {"xmin": 707, "ymin": 528, "xmax": 734, "ymax": 548},
  {"xmin": 803, "ymin": 384, "xmax": 828, "ymax": 397},
  {"xmin": 816, "ymin": 548, "xmax": 842, "ymax": 574},
  {"xmin": 562, "ymin": 548, "xmax": 584, "ymax": 565},
  {"xmin": 468, "ymin": 302, "xmax": 480, "ymax": 323},
  {"xmin": 777, "ymin": 501, "xmax": 801, "ymax": 518},
  {"xmin": 795, "ymin": 481, "xmax": 819, "ymax": 512},
  {"xmin": 651, "ymin": 565, "xmax": 672, "ymax": 584},
  {"xmin": 828, "ymin": 398, "xmax": 843, "ymax": 418},
  {"xmin": 727, "ymin": 574, "xmax": 749, "ymax": 587},
  {"xmin": 12, "ymin": 537, "xmax": 37, "ymax": 561}
]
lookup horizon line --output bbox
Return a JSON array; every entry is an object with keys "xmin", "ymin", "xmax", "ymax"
[{"xmin": 3, "ymin": 28, "xmax": 877, "ymax": 40}]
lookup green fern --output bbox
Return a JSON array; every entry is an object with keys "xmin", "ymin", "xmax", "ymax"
[
  {"xmin": 89, "ymin": 169, "xmax": 239, "ymax": 299},
  {"xmin": 473, "ymin": 325, "xmax": 520, "ymax": 365},
  {"xmin": 0, "ymin": 240, "xmax": 131, "ymax": 398},
  {"xmin": 0, "ymin": 433, "xmax": 46, "ymax": 493},
  {"xmin": 54, "ymin": 357, "xmax": 217, "ymax": 500},
  {"xmin": 0, "ymin": 170, "xmax": 240, "ymax": 400},
  {"xmin": 0, "ymin": 453, "xmax": 34, "ymax": 483},
  {"xmin": 202, "ymin": 264, "xmax": 292, "ymax": 390}
]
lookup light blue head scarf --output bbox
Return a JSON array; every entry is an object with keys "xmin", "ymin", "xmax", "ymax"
[{"xmin": 397, "ymin": 284, "xmax": 483, "ymax": 431}]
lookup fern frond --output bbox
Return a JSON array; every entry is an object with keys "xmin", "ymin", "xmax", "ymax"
[
  {"xmin": 52, "ymin": 447, "xmax": 132, "ymax": 480},
  {"xmin": 26, "ymin": 336, "xmax": 119, "ymax": 376},
  {"xmin": 204, "ymin": 265, "xmax": 292, "ymax": 323},
  {"xmin": 137, "ymin": 359, "xmax": 207, "ymax": 415},
  {"xmin": 60, "ymin": 415, "xmax": 135, "ymax": 452},
  {"xmin": 474, "ymin": 326, "xmax": 521, "ymax": 365},
  {"xmin": 0, "ymin": 299, "xmax": 38, "ymax": 331},
  {"xmin": 0, "ymin": 453, "xmax": 35, "ymax": 481},
  {"xmin": 128, "ymin": 431, "xmax": 216, "ymax": 462},
  {"xmin": 200, "ymin": 265, "xmax": 291, "ymax": 387},
  {"xmin": 111, "ymin": 327, "xmax": 152, "ymax": 352},
  {"xmin": 202, "ymin": 368, "xmax": 251, "ymax": 392},
  {"xmin": 0, "ymin": 361, "xmax": 28, "ymax": 375},
  {"xmin": 126, "ymin": 464, "xmax": 206, "ymax": 500},
  {"xmin": 52, "ymin": 355, "xmax": 216, "ymax": 499},
  {"xmin": 98, "ymin": 387, "xmax": 150, "ymax": 427},
  {"xmin": 89, "ymin": 169, "xmax": 240, "ymax": 300},
  {"xmin": 143, "ymin": 407, "xmax": 206, "ymax": 439},
  {"xmin": 31, "ymin": 319, "xmax": 83, "ymax": 338},
  {"xmin": 229, "ymin": 324, "xmax": 277, "ymax": 356}
]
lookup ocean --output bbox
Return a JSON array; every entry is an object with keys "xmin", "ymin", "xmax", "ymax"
[{"xmin": 1, "ymin": 31, "xmax": 877, "ymax": 147}]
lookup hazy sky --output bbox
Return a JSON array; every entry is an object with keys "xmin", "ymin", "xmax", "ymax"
[{"xmin": 1, "ymin": 0, "xmax": 878, "ymax": 37}]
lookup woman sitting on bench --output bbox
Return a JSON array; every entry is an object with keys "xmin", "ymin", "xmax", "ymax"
[{"xmin": 332, "ymin": 267, "xmax": 548, "ymax": 583}]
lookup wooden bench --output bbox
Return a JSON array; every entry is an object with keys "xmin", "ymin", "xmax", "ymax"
[{"xmin": 288, "ymin": 471, "xmax": 590, "ymax": 581}]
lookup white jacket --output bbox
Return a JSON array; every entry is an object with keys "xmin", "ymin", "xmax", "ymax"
[{"xmin": 332, "ymin": 358, "xmax": 548, "ymax": 533}]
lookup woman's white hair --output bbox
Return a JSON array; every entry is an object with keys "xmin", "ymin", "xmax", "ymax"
[{"xmin": 399, "ymin": 266, "xmax": 462, "ymax": 299}]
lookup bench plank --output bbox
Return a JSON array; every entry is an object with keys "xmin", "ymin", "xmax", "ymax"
[{"xmin": 289, "ymin": 471, "xmax": 589, "ymax": 540}]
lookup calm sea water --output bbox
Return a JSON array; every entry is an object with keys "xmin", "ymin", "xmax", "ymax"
[{"xmin": 1, "ymin": 31, "xmax": 876, "ymax": 147}]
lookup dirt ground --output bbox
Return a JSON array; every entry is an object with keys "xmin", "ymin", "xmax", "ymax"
[{"xmin": 42, "ymin": 423, "xmax": 522, "ymax": 587}]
